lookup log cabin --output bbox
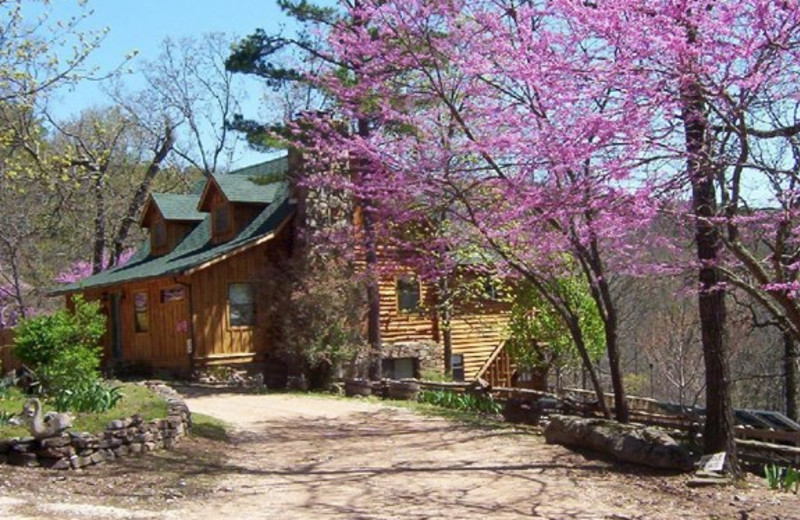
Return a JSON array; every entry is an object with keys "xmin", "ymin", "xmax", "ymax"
[{"xmin": 54, "ymin": 156, "xmax": 513, "ymax": 385}]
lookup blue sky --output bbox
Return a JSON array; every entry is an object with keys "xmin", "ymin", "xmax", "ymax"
[{"xmin": 39, "ymin": 0, "xmax": 304, "ymax": 167}]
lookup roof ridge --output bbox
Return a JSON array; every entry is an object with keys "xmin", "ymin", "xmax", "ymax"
[{"xmin": 225, "ymin": 155, "xmax": 288, "ymax": 177}]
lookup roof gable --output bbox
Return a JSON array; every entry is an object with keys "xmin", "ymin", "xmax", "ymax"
[
  {"xmin": 55, "ymin": 186, "xmax": 295, "ymax": 294},
  {"xmin": 196, "ymin": 156, "xmax": 290, "ymax": 211},
  {"xmin": 140, "ymin": 193, "xmax": 205, "ymax": 227}
]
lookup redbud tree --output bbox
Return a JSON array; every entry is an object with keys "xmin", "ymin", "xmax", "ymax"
[{"xmin": 297, "ymin": 0, "xmax": 800, "ymax": 472}]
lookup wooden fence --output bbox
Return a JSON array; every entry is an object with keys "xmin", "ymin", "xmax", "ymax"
[
  {"xmin": 417, "ymin": 380, "xmax": 800, "ymax": 466},
  {"xmin": 0, "ymin": 328, "xmax": 21, "ymax": 372}
]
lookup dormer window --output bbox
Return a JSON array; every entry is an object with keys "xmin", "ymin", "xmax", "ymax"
[
  {"xmin": 214, "ymin": 205, "xmax": 230, "ymax": 234},
  {"xmin": 153, "ymin": 221, "xmax": 167, "ymax": 249},
  {"xmin": 140, "ymin": 193, "xmax": 204, "ymax": 256}
]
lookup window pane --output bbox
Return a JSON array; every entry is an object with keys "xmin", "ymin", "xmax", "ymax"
[
  {"xmin": 134, "ymin": 292, "xmax": 149, "ymax": 333},
  {"xmin": 154, "ymin": 221, "xmax": 166, "ymax": 248},
  {"xmin": 397, "ymin": 277, "xmax": 420, "ymax": 312},
  {"xmin": 229, "ymin": 283, "xmax": 255, "ymax": 326},
  {"xmin": 451, "ymin": 354, "xmax": 465, "ymax": 382},
  {"xmin": 229, "ymin": 283, "xmax": 254, "ymax": 304},
  {"xmin": 214, "ymin": 205, "xmax": 229, "ymax": 233}
]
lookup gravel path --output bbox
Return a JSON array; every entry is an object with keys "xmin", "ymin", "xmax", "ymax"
[
  {"xmin": 177, "ymin": 393, "xmax": 788, "ymax": 520},
  {"xmin": 0, "ymin": 391, "xmax": 793, "ymax": 519}
]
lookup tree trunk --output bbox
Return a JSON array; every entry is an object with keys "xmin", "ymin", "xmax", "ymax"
[
  {"xmin": 592, "ymin": 262, "xmax": 629, "ymax": 422},
  {"xmin": 357, "ymin": 117, "xmax": 383, "ymax": 381},
  {"xmin": 110, "ymin": 125, "xmax": 174, "ymax": 268},
  {"xmin": 681, "ymin": 77, "xmax": 739, "ymax": 474},
  {"xmin": 604, "ymin": 316, "xmax": 629, "ymax": 422},
  {"xmin": 92, "ymin": 174, "xmax": 107, "ymax": 275},
  {"xmin": 785, "ymin": 332, "xmax": 798, "ymax": 421},
  {"xmin": 439, "ymin": 277, "xmax": 453, "ymax": 377},
  {"xmin": 566, "ymin": 316, "xmax": 610, "ymax": 418}
]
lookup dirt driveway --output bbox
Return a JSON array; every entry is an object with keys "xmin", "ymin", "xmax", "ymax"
[{"xmin": 0, "ymin": 391, "xmax": 794, "ymax": 519}]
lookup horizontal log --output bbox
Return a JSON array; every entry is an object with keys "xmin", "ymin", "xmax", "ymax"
[{"xmin": 737, "ymin": 438, "xmax": 800, "ymax": 456}]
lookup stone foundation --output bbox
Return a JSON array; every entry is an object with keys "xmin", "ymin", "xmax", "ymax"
[
  {"xmin": 193, "ymin": 364, "xmax": 266, "ymax": 387},
  {"xmin": 383, "ymin": 341, "xmax": 443, "ymax": 376},
  {"xmin": 0, "ymin": 383, "xmax": 191, "ymax": 470}
]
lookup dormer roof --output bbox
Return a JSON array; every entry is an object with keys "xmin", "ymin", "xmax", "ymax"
[
  {"xmin": 197, "ymin": 157, "xmax": 289, "ymax": 211},
  {"xmin": 140, "ymin": 193, "xmax": 205, "ymax": 227}
]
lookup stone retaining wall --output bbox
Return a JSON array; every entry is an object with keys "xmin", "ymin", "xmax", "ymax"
[{"xmin": 0, "ymin": 383, "xmax": 191, "ymax": 470}]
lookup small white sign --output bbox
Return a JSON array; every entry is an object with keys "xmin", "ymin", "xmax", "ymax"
[
  {"xmin": 186, "ymin": 339, "xmax": 193, "ymax": 354},
  {"xmin": 703, "ymin": 451, "xmax": 726, "ymax": 472}
]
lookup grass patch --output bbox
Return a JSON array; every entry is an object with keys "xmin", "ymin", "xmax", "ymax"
[
  {"xmin": 191, "ymin": 413, "xmax": 231, "ymax": 442},
  {"xmin": 0, "ymin": 382, "xmax": 168, "ymax": 439},
  {"xmin": 377, "ymin": 397, "xmax": 512, "ymax": 429}
]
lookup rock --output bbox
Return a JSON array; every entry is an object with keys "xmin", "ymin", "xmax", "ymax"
[
  {"xmin": 39, "ymin": 457, "xmax": 71, "ymax": 470},
  {"xmin": 40, "ymin": 435, "xmax": 71, "ymax": 448},
  {"xmin": 344, "ymin": 378, "xmax": 373, "ymax": 397},
  {"xmin": 503, "ymin": 398, "xmax": 545, "ymax": 425},
  {"xmin": 686, "ymin": 476, "xmax": 732, "ymax": 487},
  {"xmin": 387, "ymin": 379, "xmax": 420, "ymax": 401},
  {"xmin": 8, "ymin": 451, "xmax": 38, "ymax": 467},
  {"xmin": 544, "ymin": 414, "xmax": 693, "ymax": 471}
]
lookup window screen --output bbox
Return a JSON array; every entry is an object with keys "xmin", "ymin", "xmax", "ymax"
[{"xmin": 229, "ymin": 283, "xmax": 255, "ymax": 327}]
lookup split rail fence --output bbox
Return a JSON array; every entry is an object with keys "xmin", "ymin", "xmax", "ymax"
[{"xmin": 418, "ymin": 380, "xmax": 800, "ymax": 467}]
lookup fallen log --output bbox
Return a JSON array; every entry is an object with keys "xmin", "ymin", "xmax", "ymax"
[{"xmin": 544, "ymin": 414, "xmax": 694, "ymax": 471}]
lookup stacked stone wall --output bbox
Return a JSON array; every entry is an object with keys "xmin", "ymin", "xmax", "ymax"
[{"xmin": 0, "ymin": 383, "xmax": 190, "ymax": 470}]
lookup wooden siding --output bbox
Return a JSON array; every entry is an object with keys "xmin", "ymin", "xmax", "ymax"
[
  {"xmin": 80, "ymin": 277, "xmax": 192, "ymax": 371},
  {"xmin": 378, "ymin": 272, "xmax": 510, "ymax": 381},
  {"xmin": 143, "ymin": 207, "xmax": 197, "ymax": 257},
  {"xmin": 449, "ymin": 306, "xmax": 509, "ymax": 380},
  {"xmin": 0, "ymin": 328, "xmax": 21, "ymax": 371},
  {"xmin": 184, "ymin": 225, "xmax": 291, "ymax": 366},
  {"xmin": 185, "ymin": 244, "xmax": 267, "ymax": 364}
]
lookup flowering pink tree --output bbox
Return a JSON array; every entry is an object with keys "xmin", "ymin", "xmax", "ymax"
[
  {"xmin": 292, "ymin": 0, "xmax": 675, "ymax": 423},
  {"xmin": 55, "ymin": 249, "xmax": 136, "ymax": 285},
  {"xmin": 280, "ymin": 0, "xmax": 800, "ymax": 473}
]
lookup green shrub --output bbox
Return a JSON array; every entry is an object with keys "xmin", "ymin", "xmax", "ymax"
[
  {"xmin": 13, "ymin": 296, "xmax": 105, "ymax": 395},
  {"xmin": 418, "ymin": 390, "xmax": 503, "ymax": 415},
  {"xmin": 51, "ymin": 380, "xmax": 124, "ymax": 413}
]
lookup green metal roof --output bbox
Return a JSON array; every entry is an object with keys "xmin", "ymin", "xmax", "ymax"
[
  {"xmin": 55, "ymin": 157, "xmax": 295, "ymax": 294},
  {"xmin": 211, "ymin": 170, "xmax": 287, "ymax": 205},
  {"xmin": 151, "ymin": 193, "xmax": 205, "ymax": 222}
]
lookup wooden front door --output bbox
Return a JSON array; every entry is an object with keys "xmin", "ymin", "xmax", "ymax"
[{"xmin": 110, "ymin": 292, "xmax": 124, "ymax": 362}]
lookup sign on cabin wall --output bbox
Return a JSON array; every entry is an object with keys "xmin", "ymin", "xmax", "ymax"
[{"xmin": 161, "ymin": 287, "xmax": 185, "ymax": 303}]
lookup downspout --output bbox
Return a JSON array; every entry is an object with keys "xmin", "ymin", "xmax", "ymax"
[{"xmin": 175, "ymin": 277, "xmax": 196, "ymax": 379}]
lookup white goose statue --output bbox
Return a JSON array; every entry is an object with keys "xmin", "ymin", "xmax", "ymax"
[{"xmin": 12, "ymin": 398, "xmax": 73, "ymax": 439}]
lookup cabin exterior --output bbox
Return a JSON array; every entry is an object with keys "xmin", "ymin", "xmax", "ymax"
[{"xmin": 56, "ymin": 156, "xmax": 512, "ymax": 383}]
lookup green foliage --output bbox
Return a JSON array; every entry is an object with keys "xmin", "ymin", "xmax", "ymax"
[
  {"xmin": 765, "ymin": 464, "xmax": 800, "ymax": 493},
  {"xmin": 418, "ymin": 390, "xmax": 502, "ymax": 415},
  {"xmin": 51, "ymin": 380, "xmax": 124, "ymax": 413},
  {"xmin": 13, "ymin": 296, "xmax": 105, "ymax": 394},
  {"xmin": 506, "ymin": 279, "xmax": 604, "ymax": 372},
  {"xmin": 420, "ymin": 369, "xmax": 453, "ymax": 383}
]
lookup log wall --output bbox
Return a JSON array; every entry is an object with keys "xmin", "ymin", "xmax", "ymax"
[{"xmin": 377, "ymin": 273, "xmax": 510, "ymax": 380}]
